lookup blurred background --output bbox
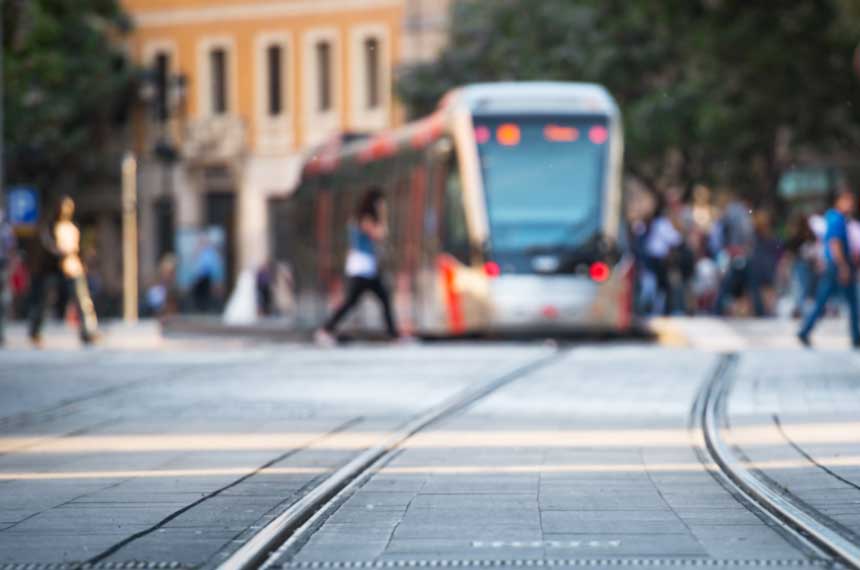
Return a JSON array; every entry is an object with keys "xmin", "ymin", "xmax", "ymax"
[{"xmin": 2, "ymin": 0, "xmax": 860, "ymax": 333}]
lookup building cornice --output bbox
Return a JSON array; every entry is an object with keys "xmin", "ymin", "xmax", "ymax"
[{"xmin": 133, "ymin": 0, "xmax": 401, "ymax": 28}]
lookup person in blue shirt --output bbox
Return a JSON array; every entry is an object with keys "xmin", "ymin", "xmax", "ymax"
[
  {"xmin": 191, "ymin": 235, "xmax": 225, "ymax": 313},
  {"xmin": 316, "ymin": 188, "xmax": 399, "ymax": 346},
  {"xmin": 798, "ymin": 188, "xmax": 859, "ymax": 348}
]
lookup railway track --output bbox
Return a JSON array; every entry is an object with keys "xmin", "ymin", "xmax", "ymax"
[
  {"xmin": 693, "ymin": 354, "xmax": 860, "ymax": 570},
  {"xmin": 219, "ymin": 351, "xmax": 860, "ymax": 570},
  {"xmin": 216, "ymin": 349, "xmax": 564, "ymax": 570}
]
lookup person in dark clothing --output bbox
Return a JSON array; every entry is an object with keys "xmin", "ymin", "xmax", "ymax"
[
  {"xmin": 0, "ymin": 208, "xmax": 15, "ymax": 345},
  {"xmin": 750, "ymin": 209, "xmax": 782, "ymax": 316},
  {"xmin": 27, "ymin": 213, "xmax": 62, "ymax": 345},
  {"xmin": 28, "ymin": 197, "xmax": 98, "ymax": 346},
  {"xmin": 798, "ymin": 188, "xmax": 859, "ymax": 348},
  {"xmin": 315, "ymin": 188, "xmax": 399, "ymax": 345},
  {"xmin": 712, "ymin": 193, "xmax": 765, "ymax": 317},
  {"xmin": 785, "ymin": 214, "xmax": 819, "ymax": 318},
  {"xmin": 191, "ymin": 235, "xmax": 224, "ymax": 313},
  {"xmin": 257, "ymin": 259, "xmax": 274, "ymax": 316}
]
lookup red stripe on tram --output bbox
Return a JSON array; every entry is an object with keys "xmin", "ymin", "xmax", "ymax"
[{"xmin": 438, "ymin": 255, "xmax": 465, "ymax": 335}]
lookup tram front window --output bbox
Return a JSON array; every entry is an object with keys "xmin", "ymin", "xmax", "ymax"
[{"xmin": 474, "ymin": 115, "xmax": 608, "ymax": 263}]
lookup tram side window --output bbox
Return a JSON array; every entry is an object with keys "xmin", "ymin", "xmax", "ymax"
[
  {"xmin": 442, "ymin": 159, "xmax": 471, "ymax": 265},
  {"xmin": 387, "ymin": 176, "xmax": 409, "ymax": 272}
]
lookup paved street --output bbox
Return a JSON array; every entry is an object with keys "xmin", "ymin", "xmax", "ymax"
[
  {"xmin": 0, "ymin": 319, "xmax": 858, "ymax": 569},
  {"xmin": 0, "ymin": 336, "xmax": 547, "ymax": 566},
  {"xmin": 283, "ymin": 348, "xmax": 806, "ymax": 565},
  {"xmin": 727, "ymin": 350, "xmax": 860, "ymax": 544}
]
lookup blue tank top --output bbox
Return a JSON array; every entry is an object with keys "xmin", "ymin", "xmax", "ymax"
[{"xmin": 345, "ymin": 223, "xmax": 378, "ymax": 277}]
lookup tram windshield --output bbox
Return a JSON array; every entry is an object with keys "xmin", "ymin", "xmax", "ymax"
[{"xmin": 474, "ymin": 115, "xmax": 608, "ymax": 254}]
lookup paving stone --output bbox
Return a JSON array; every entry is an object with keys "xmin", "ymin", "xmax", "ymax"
[
  {"xmin": 278, "ymin": 347, "xmax": 813, "ymax": 565},
  {"xmin": 726, "ymin": 349, "xmax": 860, "ymax": 544},
  {"xmin": 8, "ymin": 341, "xmax": 850, "ymax": 566},
  {"xmin": 0, "ymin": 344, "xmax": 548, "ymax": 564}
]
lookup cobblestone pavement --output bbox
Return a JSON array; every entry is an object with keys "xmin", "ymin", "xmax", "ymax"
[
  {"xmin": 0, "ymin": 342, "xmax": 547, "ymax": 566},
  {"xmin": 2, "ymin": 322, "xmax": 858, "ymax": 569},
  {"xmin": 276, "ymin": 348, "xmax": 815, "ymax": 567},
  {"xmin": 726, "ymin": 349, "xmax": 860, "ymax": 545}
]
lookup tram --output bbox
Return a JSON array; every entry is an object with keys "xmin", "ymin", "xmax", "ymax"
[{"xmin": 276, "ymin": 82, "xmax": 634, "ymax": 336}]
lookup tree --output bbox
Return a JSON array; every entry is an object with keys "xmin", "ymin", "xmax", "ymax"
[
  {"xmin": 2, "ymin": 0, "xmax": 138, "ymax": 203},
  {"xmin": 396, "ymin": 0, "xmax": 860, "ymax": 200}
]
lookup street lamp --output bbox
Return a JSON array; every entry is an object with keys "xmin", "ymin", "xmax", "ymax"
[
  {"xmin": 121, "ymin": 151, "xmax": 138, "ymax": 324},
  {"xmin": 121, "ymin": 67, "xmax": 187, "ymax": 324}
]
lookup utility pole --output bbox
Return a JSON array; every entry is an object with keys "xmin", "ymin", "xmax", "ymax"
[
  {"xmin": 1, "ymin": 5, "xmax": 5, "ymax": 202},
  {"xmin": 121, "ymin": 151, "xmax": 138, "ymax": 323}
]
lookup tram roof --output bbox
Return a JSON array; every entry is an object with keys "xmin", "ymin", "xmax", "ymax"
[
  {"xmin": 453, "ymin": 82, "xmax": 618, "ymax": 116},
  {"xmin": 301, "ymin": 82, "xmax": 617, "ymax": 179}
]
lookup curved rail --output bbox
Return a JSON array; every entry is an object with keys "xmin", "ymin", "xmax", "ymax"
[{"xmin": 697, "ymin": 354, "xmax": 860, "ymax": 569}]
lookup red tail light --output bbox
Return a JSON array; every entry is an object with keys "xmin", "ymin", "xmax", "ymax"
[
  {"xmin": 589, "ymin": 262, "xmax": 611, "ymax": 282},
  {"xmin": 484, "ymin": 261, "xmax": 501, "ymax": 278}
]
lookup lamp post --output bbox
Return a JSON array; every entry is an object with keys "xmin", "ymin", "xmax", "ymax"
[
  {"xmin": 121, "ymin": 66, "xmax": 186, "ymax": 324},
  {"xmin": 121, "ymin": 151, "xmax": 138, "ymax": 324}
]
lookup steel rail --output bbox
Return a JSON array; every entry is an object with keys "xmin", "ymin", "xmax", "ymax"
[
  {"xmin": 698, "ymin": 354, "xmax": 860, "ymax": 570},
  {"xmin": 217, "ymin": 349, "xmax": 563, "ymax": 570}
]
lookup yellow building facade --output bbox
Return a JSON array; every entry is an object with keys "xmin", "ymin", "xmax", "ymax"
[{"xmin": 122, "ymin": 0, "xmax": 407, "ymax": 291}]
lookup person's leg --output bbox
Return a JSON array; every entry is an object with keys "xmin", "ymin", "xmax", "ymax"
[
  {"xmin": 324, "ymin": 278, "xmax": 368, "ymax": 333},
  {"xmin": 748, "ymin": 265, "xmax": 766, "ymax": 317},
  {"xmin": 55, "ymin": 274, "xmax": 69, "ymax": 320},
  {"xmin": 713, "ymin": 267, "xmax": 734, "ymax": 316},
  {"xmin": 192, "ymin": 277, "xmax": 203, "ymax": 311},
  {"xmin": 799, "ymin": 268, "xmax": 837, "ymax": 340},
  {"xmin": 0, "ymin": 264, "xmax": 6, "ymax": 344},
  {"xmin": 201, "ymin": 277, "xmax": 213, "ymax": 313},
  {"xmin": 27, "ymin": 273, "xmax": 48, "ymax": 340},
  {"xmin": 192, "ymin": 276, "xmax": 211, "ymax": 312},
  {"xmin": 637, "ymin": 269, "xmax": 656, "ymax": 315},
  {"xmin": 842, "ymin": 278, "xmax": 860, "ymax": 347},
  {"xmin": 649, "ymin": 260, "xmax": 668, "ymax": 316},
  {"xmin": 792, "ymin": 261, "xmax": 811, "ymax": 316},
  {"xmin": 368, "ymin": 276, "xmax": 398, "ymax": 338},
  {"xmin": 73, "ymin": 275, "xmax": 99, "ymax": 342}
]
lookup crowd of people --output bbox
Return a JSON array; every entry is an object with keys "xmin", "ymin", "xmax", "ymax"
[
  {"xmin": 628, "ymin": 184, "xmax": 860, "ymax": 345},
  {"xmin": 2, "ymin": 185, "xmax": 859, "ymax": 348}
]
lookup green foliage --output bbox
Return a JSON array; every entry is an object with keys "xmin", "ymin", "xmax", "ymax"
[
  {"xmin": 3, "ymin": 0, "xmax": 137, "ymax": 199},
  {"xmin": 397, "ymin": 0, "xmax": 860, "ymax": 199}
]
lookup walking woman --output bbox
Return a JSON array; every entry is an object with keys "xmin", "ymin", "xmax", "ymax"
[
  {"xmin": 29, "ymin": 196, "xmax": 99, "ymax": 346},
  {"xmin": 315, "ymin": 188, "xmax": 399, "ymax": 346}
]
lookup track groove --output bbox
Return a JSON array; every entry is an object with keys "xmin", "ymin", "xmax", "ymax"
[
  {"xmin": 218, "ymin": 350, "xmax": 564, "ymax": 570},
  {"xmin": 697, "ymin": 353, "xmax": 860, "ymax": 570}
]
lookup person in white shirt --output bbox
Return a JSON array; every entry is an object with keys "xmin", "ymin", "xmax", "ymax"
[
  {"xmin": 315, "ymin": 188, "xmax": 400, "ymax": 346},
  {"xmin": 631, "ymin": 192, "xmax": 682, "ymax": 316}
]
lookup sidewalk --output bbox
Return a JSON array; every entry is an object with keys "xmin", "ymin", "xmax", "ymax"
[
  {"xmin": 725, "ymin": 350, "xmax": 860, "ymax": 541},
  {"xmin": 161, "ymin": 314, "xmax": 309, "ymax": 342},
  {"xmin": 651, "ymin": 315, "xmax": 860, "ymax": 351},
  {"xmin": 0, "ymin": 319, "xmax": 254, "ymax": 351}
]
